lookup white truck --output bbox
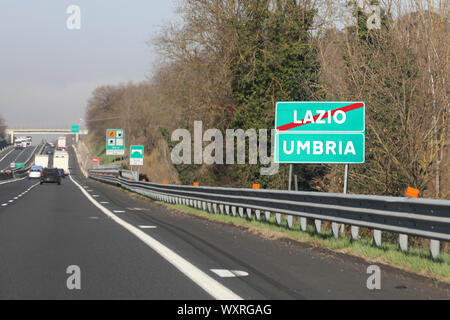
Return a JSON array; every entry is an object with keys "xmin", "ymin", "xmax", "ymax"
[
  {"xmin": 57, "ymin": 136, "xmax": 67, "ymax": 150},
  {"xmin": 53, "ymin": 151, "xmax": 69, "ymax": 174},
  {"xmin": 34, "ymin": 154, "xmax": 49, "ymax": 168}
]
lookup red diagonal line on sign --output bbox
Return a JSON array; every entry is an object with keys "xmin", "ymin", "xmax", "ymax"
[{"xmin": 276, "ymin": 102, "xmax": 364, "ymax": 131}]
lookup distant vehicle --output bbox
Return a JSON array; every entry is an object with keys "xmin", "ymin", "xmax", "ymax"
[
  {"xmin": 57, "ymin": 137, "xmax": 66, "ymax": 150},
  {"xmin": 40, "ymin": 168, "xmax": 61, "ymax": 185},
  {"xmin": 53, "ymin": 151, "xmax": 69, "ymax": 175},
  {"xmin": 35, "ymin": 154, "xmax": 49, "ymax": 168},
  {"xmin": 28, "ymin": 166, "xmax": 43, "ymax": 179}
]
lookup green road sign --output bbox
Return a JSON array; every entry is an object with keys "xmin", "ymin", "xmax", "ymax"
[
  {"xmin": 275, "ymin": 133, "xmax": 365, "ymax": 163},
  {"xmin": 276, "ymin": 102, "xmax": 365, "ymax": 132},
  {"xmin": 130, "ymin": 145, "xmax": 144, "ymax": 166},
  {"xmin": 10, "ymin": 162, "xmax": 25, "ymax": 168},
  {"xmin": 106, "ymin": 129, "xmax": 125, "ymax": 155},
  {"xmin": 275, "ymin": 102, "xmax": 365, "ymax": 164},
  {"xmin": 71, "ymin": 125, "xmax": 80, "ymax": 133}
]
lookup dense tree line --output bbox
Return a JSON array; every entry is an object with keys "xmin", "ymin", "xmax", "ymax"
[{"xmin": 85, "ymin": 0, "xmax": 449, "ymax": 198}]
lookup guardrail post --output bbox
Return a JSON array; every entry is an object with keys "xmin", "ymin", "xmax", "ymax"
[
  {"xmin": 246, "ymin": 208, "xmax": 252, "ymax": 219},
  {"xmin": 197, "ymin": 200, "xmax": 202, "ymax": 209},
  {"xmin": 287, "ymin": 215, "xmax": 293, "ymax": 229},
  {"xmin": 373, "ymin": 230, "xmax": 382, "ymax": 247},
  {"xmin": 430, "ymin": 240, "xmax": 440, "ymax": 259},
  {"xmin": 213, "ymin": 203, "xmax": 218, "ymax": 214},
  {"xmin": 351, "ymin": 226, "xmax": 359, "ymax": 240},
  {"xmin": 202, "ymin": 202, "xmax": 207, "ymax": 211},
  {"xmin": 238, "ymin": 207, "xmax": 244, "ymax": 218},
  {"xmin": 265, "ymin": 211, "xmax": 271, "ymax": 221},
  {"xmin": 332, "ymin": 222, "xmax": 339, "ymax": 239},
  {"xmin": 231, "ymin": 206, "xmax": 237, "ymax": 216},
  {"xmin": 225, "ymin": 205, "xmax": 230, "ymax": 215},
  {"xmin": 399, "ymin": 234, "xmax": 408, "ymax": 252},
  {"xmin": 207, "ymin": 202, "xmax": 212, "ymax": 213},
  {"xmin": 314, "ymin": 219, "xmax": 322, "ymax": 233},
  {"xmin": 255, "ymin": 210, "xmax": 261, "ymax": 221},
  {"xmin": 300, "ymin": 217, "xmax": 307, "ymax": 232},
  {"xmin": 219, "ymin": 204, "xmax": 224, "ymax": 214},
  {"xmin": 275, "ymin": 213, "xmax": 281, "ymax": 225}
]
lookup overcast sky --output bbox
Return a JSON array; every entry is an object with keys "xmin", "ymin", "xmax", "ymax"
[{"xmin": 0, "ymin": 0, "xmax": 177, "ymax": 129}]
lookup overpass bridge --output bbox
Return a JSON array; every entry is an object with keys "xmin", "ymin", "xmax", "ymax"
[{"xmin": 5, "ymin": 128, "xmax": 89, "ymax": 143}]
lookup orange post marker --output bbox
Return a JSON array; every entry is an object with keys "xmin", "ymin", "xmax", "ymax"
[
  {"xmin": 252, "ymin": 184, "xmax": 261, "ymax": 189},
  {"xmin": 406, "ymin": 187, "xmax": 420, "ymax": 198},
  {"xmin": 193, "ymin": 182, "xmax": 199, "ymax": 187},
  {"xmin": 142, "ymin": 179, "xmax": 146, "ymax": 182},
  {"xmin": 162, "ymin": 181, "xmax": 167, "ymax": 185}
]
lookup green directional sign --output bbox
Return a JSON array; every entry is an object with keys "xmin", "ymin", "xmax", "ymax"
[
  {"xmin": 275, "ymin": 102, "xmax": 365, "ymax": 164},
  {"xmin": 71, "ymin": 125, "xmax": 80, "ymax": 133},
  {"xmin": 130, "ymin": 145, "xmax": 144, "ymax": 166},
  {"xmin": 106, "ymin": 129, "xmax": 125, "ymax": 155},
  {"xmin": 275, "ymin": 133, "xmax": 365, "ymax": 163},
  {"xmin": 10, "ymin": 162, "xmax": 25, "ymax": 168},
  {"xmin": 276, "ymin": 102, "xmax": 365, "ymax": 132}
]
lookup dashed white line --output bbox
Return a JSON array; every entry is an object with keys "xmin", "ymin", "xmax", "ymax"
[
  {"xmin": 139, "ymin": 226, "xmax": 157, "ymax": 229},
  {"xmin": 113, "ymin": 210, "xmax": 126, "ymax": 213},
  {"xmin": 1, "ymin": 204, "xmax": 7, "ymax": 207},
  {"xmin": 210, "ymin": 269, "xmax": 249, "ymax": 278}
]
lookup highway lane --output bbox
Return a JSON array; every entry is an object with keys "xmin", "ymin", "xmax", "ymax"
[
  {"xmin": 0, "ymin": 153, "xmax": 216, "ymax": 299},
  {"xmin": 77, "ymin": 171, "xmax": 450, "ymax": 300},
  {"xmin": 0, "ymin": 148, "xmax": 22, "ymax": 171},
  {"xmin": 0, "ymin": 147, "xmax": 448, "ymax": 299}
]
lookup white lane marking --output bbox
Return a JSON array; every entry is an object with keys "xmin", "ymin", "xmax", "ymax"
[
  {"xmin": 93, "ymin": 195, "xmax": 100, "ymax": 197},
  {"xmin": 210, "ymin": 269, "xmax": 249, "ymax": 278},
  {"xmin": 69, "ymin": 175, "xmax": 242, "ymax": 300},
  {"xmin": 13, "ymin": 197, "xmax": 18, "ymax": 200},
  {"xmin": 139, "ymin": 226, "xmax": 157, "ymax": 229},
  {"xmin": 113, "ymin": 210, "xmax": 126, "ymax": 213},
  {"xmin": 0, "ymin": 177, "xmax": 27, "ymax": 185},
  {"xmin": 8, "ymin": 200, "xmax": 14, "ymax": 203},
  {"xmin": 100, "ymin": 202, "xmax": 109, "ymax": 204},
  {"xmin": 1, "ymin": 204, "xmax": 7, "ymax": 207}
]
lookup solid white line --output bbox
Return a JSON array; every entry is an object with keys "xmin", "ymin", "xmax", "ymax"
[
  {"xmin": 0, "ymin": 148, "xmax": 14, "ymax": 162},
  {"xmin": 69, "ymin": 175, "xmax": 242, "ymax": 300},
  {"xmin": 0, "ymin": 177, "xmax": 27, "ymax": 185}
]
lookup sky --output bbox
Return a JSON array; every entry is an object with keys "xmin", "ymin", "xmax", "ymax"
[{"xmin": 0, "ymin": 0, "xmax": 178, "ymax": 129}]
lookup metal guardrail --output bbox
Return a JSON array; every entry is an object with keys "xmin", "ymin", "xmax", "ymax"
[{"xmin": 89, "ymin": 170, "xmax": 450, "ymax": 259}]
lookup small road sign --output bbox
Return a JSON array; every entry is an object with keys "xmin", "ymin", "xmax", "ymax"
[
  {"xmin": 106, "ymin": 129, "xmax": 125, "ymax": 155},
  {"xmin": 275, "ymin": 102, "xmax": 365, "ymax": 164},
  {"xmin": 130, "ymin": 145, "xmax": 144, "ymax": 166},
  {"xmin": 71, "ymin": 125, "xmax": 80, "ymax": 133}
]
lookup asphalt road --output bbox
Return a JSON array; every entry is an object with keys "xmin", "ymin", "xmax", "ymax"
[
  {"xmin": 0, "ymin": 146, "xmax": 37, "ymax": 171},
  {"xmin": 0, "ymin": 147, "xmax": 448, "ymax": 299}
]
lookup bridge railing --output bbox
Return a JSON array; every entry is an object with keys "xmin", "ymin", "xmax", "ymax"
[{"xmin": 88, "ymin": 170, "xmax": 450, "ymax": 259}]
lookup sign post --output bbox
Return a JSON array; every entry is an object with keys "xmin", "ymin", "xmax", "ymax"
[
  {"xmin": 106, "ymin": 129, "xmax": 125, "ymax": 156},
  {"xmin": 130, "ymin": 145, "xmax": 144, "ymax": 181}
]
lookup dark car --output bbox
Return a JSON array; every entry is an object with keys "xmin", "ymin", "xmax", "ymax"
[{"xmin": 40, "ymin": 168, "xmax": 61, "ymax": 185}]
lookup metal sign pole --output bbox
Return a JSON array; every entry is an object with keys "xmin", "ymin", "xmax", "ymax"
[
  {"xmin": 344, "ymin": 164, "xmax": 349, "ymax": 194},
  {"xmin": 288, "ymin": 164, "xmax": 293, "ymax": 191},
  {"xmin": 341, "ymin": 164, "xmax": 349, "ymax": 233}
]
